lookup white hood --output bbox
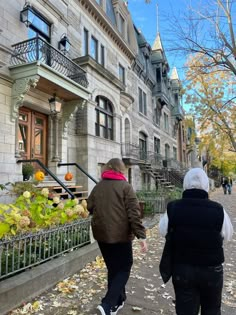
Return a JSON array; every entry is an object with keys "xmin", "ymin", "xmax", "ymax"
[{"xmin": 183, "ymin": 168, "xmax": 209, "ymax": 193}]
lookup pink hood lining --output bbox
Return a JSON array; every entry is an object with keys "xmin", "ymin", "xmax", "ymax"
[{"xmin": 102, "ymin": 170, "xmax": 127, "ymax": 181}]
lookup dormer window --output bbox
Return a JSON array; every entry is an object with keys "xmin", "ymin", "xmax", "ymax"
[{"xmin": 118, "ymin": 13, "xmax": 125, "ymax": 35}]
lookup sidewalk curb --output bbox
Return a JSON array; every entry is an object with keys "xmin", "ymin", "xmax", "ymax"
[{"xmin": 0, "ymin": 242, "xmax": 100, "ymax": 315}]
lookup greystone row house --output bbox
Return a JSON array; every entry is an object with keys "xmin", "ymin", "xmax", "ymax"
[{"xmin": 0, "ymin": 0, "xmax": 187, "ymax": 197}]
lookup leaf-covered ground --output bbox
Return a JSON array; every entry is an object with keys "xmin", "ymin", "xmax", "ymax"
[{"xmin": 9, "ymin": 187, "xmax": 236, "ymax": 315}]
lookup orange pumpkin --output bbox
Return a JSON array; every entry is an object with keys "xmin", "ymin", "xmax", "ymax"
[
  {"xmin": 65, "ymin": 172, "xmax": 73, "ymax": 181},
  {"xmin": 34, "ymin": 170, "xmax": 45, "ymax": 181}
]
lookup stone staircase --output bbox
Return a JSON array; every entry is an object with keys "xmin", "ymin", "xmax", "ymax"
[
  {"xmin": 140, "ymin": 162, "xmax": 184, "ymax": 190},
  {"xmin": 140, "ymin": 163, "xmax": 175, "ymax": 190},
  {"xmin": 37, "ymin": 177, "xmax": 88, "ymax": 200},
  {"xmin": 52, "ymin": 185, "xmax": 88, "ymax": 200}
]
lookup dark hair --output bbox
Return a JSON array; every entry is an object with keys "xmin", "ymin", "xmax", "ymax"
[{"xmin": 103, "ymin": 158, "xmax": 126, "ymax": 173}]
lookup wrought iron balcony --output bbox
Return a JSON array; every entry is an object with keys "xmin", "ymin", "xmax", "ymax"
[
  {"xmin": 122, "ymin": 143, "xmax": 165, "ymax": 166},
  {"xmin": 122, "ymin": 143, "xmax": 150, "ymax": 164},
  {"xmin": 11, "ymin": 36, "xmax": 89, "ymax": 88}
]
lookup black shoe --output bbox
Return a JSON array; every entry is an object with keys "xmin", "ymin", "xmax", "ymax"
[
  {"xmin": 97, "ymin": 303, "xmax": 111, "ymax": 315},
  {"xmin": 111, "ymin": 301, "xmax": 125, "ymax": 315}
]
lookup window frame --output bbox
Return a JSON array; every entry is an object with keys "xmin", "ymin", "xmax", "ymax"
[
  {"xmin": 164, "ymin": 113, "xmax": 169, "ymax": 132},
  {"xmin": 100, "ymin": 44, "xmax": 105, "ymax": 66},
  {"xmin": 95, "ymin": 96, "xmax": 114, "ymax": 140},
  {"xmin": 138, "ymin": 87, "xmax": 147, "ymax": 116},
  {"xmin": 154, "ymin": 137, "xmax": 160, "ymax": 154},
  {"xmin": 83, "ymin": 28, "xmax": 89, "ymax": 56},
  {"xmin": 118, "ymin": 13, "xmax": 125, "ymax": 35},
  {"xmin": 90, "ymin": 36, "xmax": 98, "ymax": 61},
  {"xmin": 165, "ymin": 143, "xmax": 170, "ymax": 159},
  {"xmin": 28, "ymin": 8, "xmax": 51, "ymax": 42},
  {"xmin": 119, "ymin": 63, "xmax": 125, "ymax": 84},
  {"xmin": 173, "ymin": 146, "xmax": 177, "ymax": 160},
  {"xmin": 139, "ymin": 132, "xmax": 147, "ymax": 160}
]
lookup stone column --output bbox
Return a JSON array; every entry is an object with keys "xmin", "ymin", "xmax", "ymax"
[{"xmin": 51, "ymin": 114, "xmax": 60, "ymax": 162}]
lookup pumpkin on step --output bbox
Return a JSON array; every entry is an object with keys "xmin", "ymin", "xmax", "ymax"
[
  {"xmin": 34, "ymin": 170, "xmax": 45, "ymax": 181},
  {"xmin": 65, "ymin": 172, "xmax": 73, "ymax": 181}
]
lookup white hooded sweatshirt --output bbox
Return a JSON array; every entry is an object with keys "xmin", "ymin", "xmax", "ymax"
[{"xmin": 159, "ymin": 168, "xmax": 233, "ymax": 241}]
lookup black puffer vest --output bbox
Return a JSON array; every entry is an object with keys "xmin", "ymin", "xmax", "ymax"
[{"xmin": 167, "ymin": 189, "xmax": 224, "ymax": 266}]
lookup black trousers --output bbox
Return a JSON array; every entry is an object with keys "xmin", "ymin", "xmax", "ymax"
[
  {"xmin": 98, "ymin": 241, "xmax": 133, "ymax": 307},
  {"xmin": 172, "ymin": 264, "xmax": 223, "ymax": 315}
]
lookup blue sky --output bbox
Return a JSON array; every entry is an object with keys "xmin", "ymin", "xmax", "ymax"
[{"xmin": 127, "ymin": 0, "xmax": 187, "ymax": 81}]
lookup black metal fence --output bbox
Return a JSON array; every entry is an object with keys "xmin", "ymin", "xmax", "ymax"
[
  {"xmin": 11, "ymin": 36, "xmax": 89, "ymax": 88},
  {"xmin": 0, "ymin": 219, "xmax": 90, "ymax": 280}
]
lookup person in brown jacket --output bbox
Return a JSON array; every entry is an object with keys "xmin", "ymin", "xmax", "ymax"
[{"xmin": 87, "ymin": 158, "xmax": 147, "ymax": 315}]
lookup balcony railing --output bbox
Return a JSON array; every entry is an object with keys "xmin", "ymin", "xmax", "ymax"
[
  {"xmin": 122, "ymin": 143, "xmax": 140, "ymax": 160},
  {"xmin": 11, "ymin": 36, "xmax": 89, "ymax": 88},
  {"xmin": 121, "ymin": 143, "xmax": 152, "ymax": 163}
]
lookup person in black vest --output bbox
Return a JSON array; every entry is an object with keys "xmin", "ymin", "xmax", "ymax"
[{"xmin": 159, "ymin": 168, "xmax": 233, "ymax": 315}]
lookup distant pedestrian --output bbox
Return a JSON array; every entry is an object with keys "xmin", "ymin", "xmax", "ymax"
[
  {"xmin": 221, "ymin": 176, "xmax": 229, "ymax": 194},
  {"xmin": 87, "ymin": 158, "xmax": 147, "ymax": 315},
  {"xmin": 159, "ymin": 167, "xmax": 233, "ymax": 315},
  {"xmin": 228, "ymin": 176, "xmax": 233, "ymax": 194}
]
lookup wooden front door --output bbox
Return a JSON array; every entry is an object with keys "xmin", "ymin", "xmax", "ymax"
[{"xmin": 18, "ymin": 107, "xmax": 48, "ymax": 166}]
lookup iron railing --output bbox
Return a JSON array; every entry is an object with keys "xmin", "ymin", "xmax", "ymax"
[
  {"xmin": 0, "ymin": 219, "xmax": 90, "ymax": 280},
  {"xmin": 149, "ymin": 152, "xmax": 164, "ymax": 168},
  {"xmin": 11, "ymin": 36, "xmax": 89, "ymax": 88},
  {"xmin": 121, "ymin": 143, "xmax": 152, "ymax": 163},
  {"xmin": 17, "ymin": 159, "xmax": 76, "ymax": 199},
  {"xmin": 121, "ymin": 142, "xmax": 140, "ymax": 160}
]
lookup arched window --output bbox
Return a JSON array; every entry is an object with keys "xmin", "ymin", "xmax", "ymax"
[
  {"xmin": 165, "ymin": 143, "xmax": 170, "ymax": 159},
  {"xmin": 95, "ymin": 96, "xmax": 113, "ymax": 140},
  {"xmin": 124, "ymin": 118, "xmax": 131, "ymax": 144}
]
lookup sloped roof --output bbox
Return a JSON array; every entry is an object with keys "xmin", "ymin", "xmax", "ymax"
[
  {"xmin": 171, "ymin": 67, "xmax": 179, "ymax": 80},
  {"xmin": 151, "ymin": 33, "xmax": 169, "ymax": 67},
  {"xmin": 152, "ymin": 33, "xmax": 163, "ymax": 51}
]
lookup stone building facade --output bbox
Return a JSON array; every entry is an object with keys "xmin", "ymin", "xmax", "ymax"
[{"xmin": 0, "ymin": 0, "xmax": 186, "ymax": 193}]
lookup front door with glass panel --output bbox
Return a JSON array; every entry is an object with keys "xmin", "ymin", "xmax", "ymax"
[{"xmin": 18, "ymin": 107, "xmax": 48, "ymax": 166}]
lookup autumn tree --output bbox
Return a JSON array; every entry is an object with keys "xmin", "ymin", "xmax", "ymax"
[
  {"xmin": 185, "ymin": 54, "xmax": 236, "ymax": 152},
  {"xmin": 164, "ymin": 0, "xmax": 236, "ymax": 76}
]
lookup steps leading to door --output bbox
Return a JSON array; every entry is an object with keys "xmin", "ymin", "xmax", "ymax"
[
  {"xmin": 52, "ymin": 185, "xmax": 88, "ymax": 200},
  {"xmin": 37, "ymin": 178, "xmax": 88, "ymax": 200}
]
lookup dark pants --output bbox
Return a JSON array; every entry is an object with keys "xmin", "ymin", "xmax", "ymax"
[
  {"xmin": 172, "ymin": 264, "xmax": 223, "ymax": 315},
  {"xmin": 98, "ymin": 241, "xmax": 133, "ymax": 307}
]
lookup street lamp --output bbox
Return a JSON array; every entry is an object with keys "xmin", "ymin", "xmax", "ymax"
[
  {"xmin": 49, "ymin": 94, "xmax": 62, "ymax": 114},
  {"xmin": 58, "ymin": 34, "xmax": 71, "ymax": 54},
  {"xmin": 20, "ymin": 2, "xmax": 34, "ymax": 27}
]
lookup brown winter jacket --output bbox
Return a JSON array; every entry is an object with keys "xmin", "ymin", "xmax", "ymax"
[{"xmin": 87, "ymin": 179, "xmax": 146, "ymax": 243}]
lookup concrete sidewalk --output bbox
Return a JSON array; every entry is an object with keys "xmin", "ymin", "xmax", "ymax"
[{"xmin": 9, "ymin": 187, "xmax": 236, "ymax": 315}]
